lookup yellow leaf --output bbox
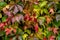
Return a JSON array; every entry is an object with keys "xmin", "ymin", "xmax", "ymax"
[
  {"xmin": 6, "ymin": 5, "xmax": 10, "ymax": 9},
  {"xmin": 23, "ymin": 34, "xmax": 28, "ymax": 40}
]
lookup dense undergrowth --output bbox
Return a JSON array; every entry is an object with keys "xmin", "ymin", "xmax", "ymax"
[{"xmin": 0, "ymin": 0, "xmax": 60, "ymax": 40}]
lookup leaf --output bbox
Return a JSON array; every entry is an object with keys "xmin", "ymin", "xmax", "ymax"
[
  {"xmin": 47, "ymin": 2, "xmax": 54, "ymax": 8},
  {"xmin": 18, "ymin": 14, "xmax": 24, "ymax": 21},
  {"xmin": 17, "ymin": 5, "xmax": 23, "ymax": 12},
  {"xmin": 57, "ymin": 3, "xmax": 60, "ymax": 10},
  {"xmin": 17, "ymin": 2, "xmax": 23, "ymax": 5},
  {"xmin": 0, "ymin": 13, "xmax": 2, "ymax": 18},
  {"xmin": 56, "ymin": 14, "xmax": 60, "ymax": 22},
  {"xmin": 11, "ymin": 17, "xmax": 16, "ymax": 23},
  {"xmin": 38, "ymin": 17, "xmax": 45, "ymax": 25},
  {"xmin": 57, "ymin": 10, "xmax": 60, "ymax": 13},
  {"xmin": 2, "ymin": 16, "xmax": 7, "ymax": 22},
  {"xmin": 13, "ymin": 6, "xmax": 19, "ymax": 14},
  {"xmin": 14, "ymin": 14, "xmax": 24, "ymax": 23},
  {"xmin": 19, "ymin": 36, "xmax": 23, "ymax": 40},
  {"xmin": 43, "ymin": 9, "xmax": 49, "ymax": 14},
  {"xmin": 9, "ymin": 5, "xmax": 14, "ymax": 10},
  {"xmin": 41, "ymin": 9, "xmax": 44, "ymax": 15},
  {"xmin": 22, "ymin": 34, "xmax": 28, "ymax": 40},
  {"xmin": 36, "ymin": 33, "xmax": 43, "ymax": 39},
  {"xmin": 46, "ymin": 31, "xmax": 51, "ymax": 37},
  {"xmin": 33, "ymin": 9, "xmax": 40, "ymax": 13},
  {"xmin": 39, "ymin": 1, "xmax": 47, "ymax": 8},
  {"xmin": 25, "ymin": 30, "xmax": 31, "ymax": 34},
  {"xmin": 34, "ymin": 5, "xmax": 39, "ymax": 9},
  {"xmin": 0, "ymin": 31, "xmax": 4, "ymax": 36},
  {"xmin": 0, "ymin": 2, "xmax": 7, "ymax": 7},
  {"xmin": 57, "ymin": 34, "xmax": 60, "ymax": 40},
  {"xmin": 4, "ymin": 36, "xmax": 9, "ymax": 40},
  {"xmin": 12, "ymin": 37, "xmax": 16, "ymax": 40},
  {"xmin": 12, "ymin": 36, "xmax": 22, "ymax": 40},
  {"xmin": 16, "ymin": 28, "xmax": 24, "ymax": 35},
  {"xmin": 33, "ymin": 37, "xmax": 38, "ymax": 40},
  {"xmin": 53, "ymin": 20, "xmax": 60, "ymax": 27},
  {"xmin": 35, "ymin": 28, "xmax": 43, "ymax": 39}
]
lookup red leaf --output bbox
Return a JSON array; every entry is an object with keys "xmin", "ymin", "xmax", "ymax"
[
  {"xmin": 34, "ymin": 18, "xmax": 37, "ymax": 22},
  {"xmin": 49, "ymin": 35, "xmax": 55, "ymax": 40},
  {"xmin": 13, "ymin": 28, "xmax": 16, "ymax": 33},
  {"xmin": 52, "ymin": 27, "xmax": 58, "ymax": 34},
  {"xmin": 24, "ymin": 14, "xmax": 30, "ymax": 20},
  {"xmin": 49, "ymin": 8, "xmax": 54, "ymax": 14},
  {"xmin": 34, "ymin": 23, "xmax": 38, "ymax": 32},
  {"xmin": 5, "ymin": 28, "xmax": 11, "ymax": 35},
  {"xmin": 0, "ymin": 23, "xmax": 4, "ymax": 28},
  {"xmin": 43, "ymin": 37, "xmax": 47, "ymax": 40}
]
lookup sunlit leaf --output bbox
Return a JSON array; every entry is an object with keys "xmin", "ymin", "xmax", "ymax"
[
  {"xmin": 34, "ymin": 5, "xmax": 39, "ymax": 9},
  {"xmin": 39, "ymin": 1, "xmax": 47, "ymax": 8},
  {"xmin": 22, "ymin": 34, "xmax": 28, "ymax": 40},
  {"xmin": 41, "ymin": 9, "xmax": 43, "ymax": 15}
]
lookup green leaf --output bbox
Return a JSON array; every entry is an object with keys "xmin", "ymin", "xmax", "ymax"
[
  {"xmin": 39, "ymin": 1, "xmax": 47, "ymax": 8},
  {"xmin": 57, "ymin": 10, "xmax": 60, "ymax": 13},
  {"xmin": 46, "ymin": 31, "xmax": 51, "ymax": 37},
  {"xmin": 4, "ymin": 36, "xmax": 9, "ymax": 40},
  {"xmin": 43, "ymin": 9, "xmax": 49, "ymax": 14},
  {"xmin": 38, "ymin": 17, "xmax": 45, "ymax": 25},
  {"xmin": 2, "ymin": 16, "xmax": 7, "ymax": 22},
  {"xmin": 16, "ymin": 28, "xmax": 24, "ymax": 35},
  {"xmin": 14, "ymin": 22, "xmax": 19, "ymax": 26},
  {"xmin": 0, "ymin": 31, "xmax": 4, "ymax": 36},
  {"xmin": 47, "ymin": 2, "xmax": 54, "ymax": 8},
  {"xmin": 41, "ymin": 9, "xmax": 43, "ymax": 15},
  {"xmin": 0, "ymin": 2, "xmax": 7, "ymax": 7},
  {"xmin": 38, "ymin": 17, "xmax": 45, "ymax": 22},
  {"xmin": 57, "ymin": 34, "xmax": 60, "ymax": 40},
  {"xmin": 34, "ymin": 5, "xmax": 39, "ymax": 9},
  {"xmin": 25, "ymin": 30, "xmax": 31, "ymax": 34},
  {"xmin": 0, "ymin": 13, "xmax": 2, "ymax": 18},
  {"xmin": 53, "ymin": 20, "xmax": 60, "ymax": 27},
  {"xmin": 56, "ymin": 3, "xmax": 60, "ymax": 11}
]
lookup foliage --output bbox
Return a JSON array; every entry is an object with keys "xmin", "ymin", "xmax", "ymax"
[{"xmin": 0, "ymin": 0, "xmax": 60, "ymax": 40}]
